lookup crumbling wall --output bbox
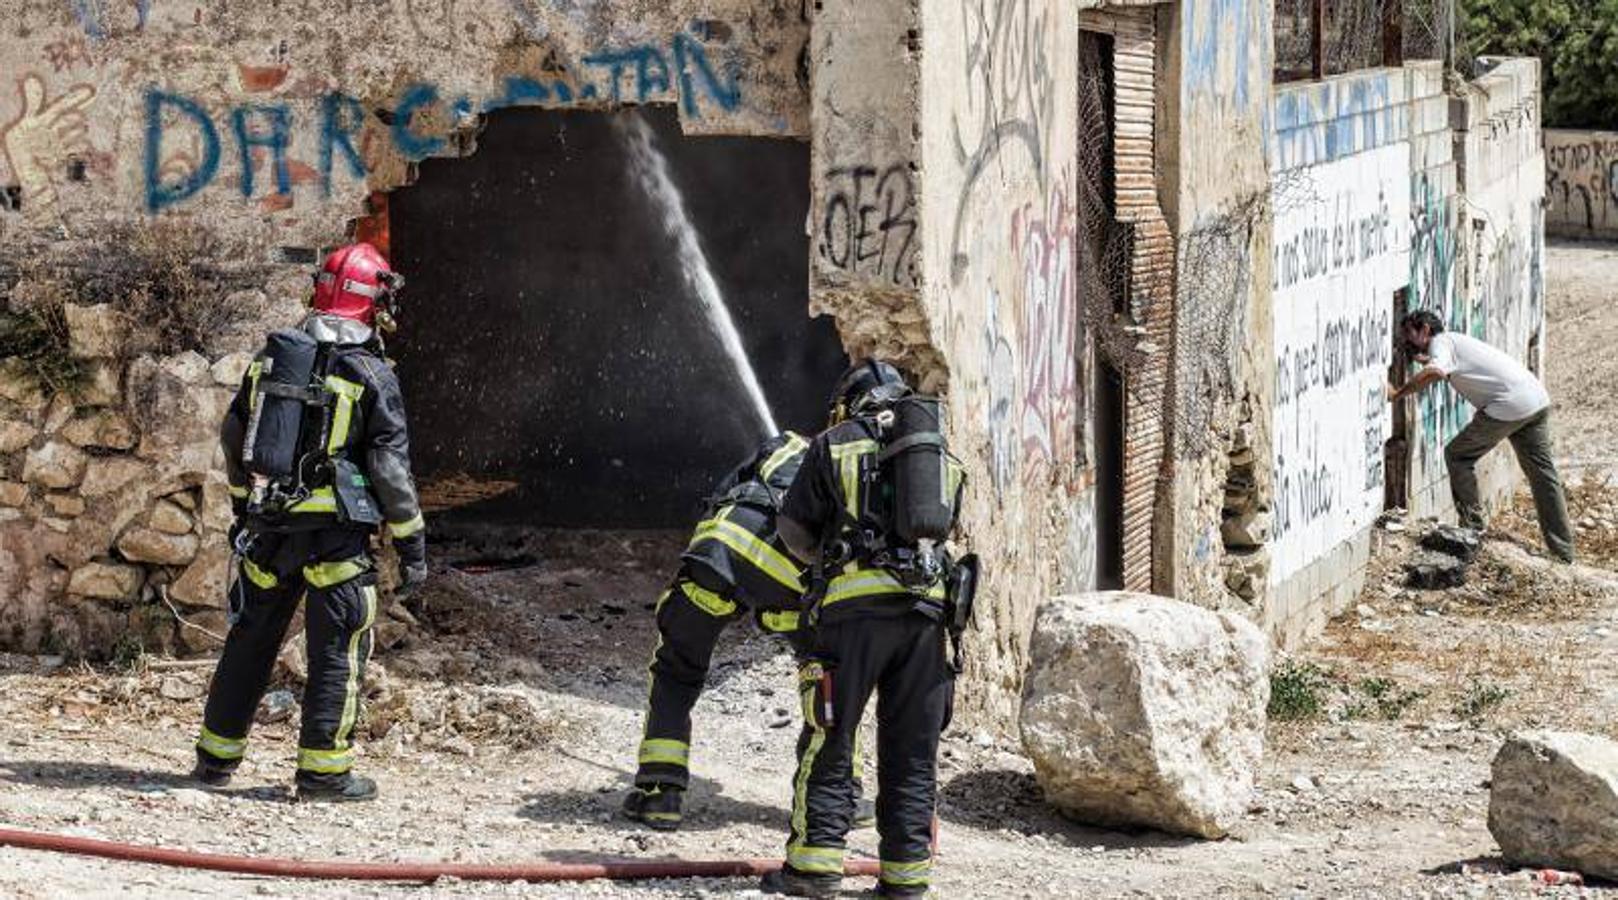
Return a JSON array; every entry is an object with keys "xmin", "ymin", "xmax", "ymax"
[
  {"xmin": 1545, "ymin": 129, "xmax": 1618, "ymax": 240},
  {"xmin": 917, "ymin": 0, "xmax": 1084, "ymax": 723},
  {"xmin": 0, "ymin": 1, "xmax": 808, "ymax": 241},
  {"xmin": 1160, "ymin": 0, "xmax": 1275, "ymax": 620},
  {"xmin": 0, "ymin": 1, "xmax": 810, "ymax": 658}
]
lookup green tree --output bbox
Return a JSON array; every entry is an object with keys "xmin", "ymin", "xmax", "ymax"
[{"xmin": 1460, "ymin": 0, "xmax": 1618, "ymax": 129}]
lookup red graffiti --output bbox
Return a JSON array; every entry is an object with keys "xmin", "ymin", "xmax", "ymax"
[
  {"xmin": 44, "ymin": 36, "xmax": 94, "ymax": 73},
  {"xmin": 1011, "ymin": 188, "xmax": 1078, "ymax": 483}
]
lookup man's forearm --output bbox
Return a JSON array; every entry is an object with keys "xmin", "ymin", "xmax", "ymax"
[{"xmin": 1392, "ymin": 366, "xmax": 1445, "ymax": 402}]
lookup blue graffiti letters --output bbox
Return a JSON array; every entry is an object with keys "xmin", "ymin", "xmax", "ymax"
[
  {"xmin": 392, "ymin": 83, "xmax": 446, "ymax": 161},
  {"xmin": 320, "ymin": 93, "xmax": 367, "ymax": 194},
  {"xmin": 232, "ymin": 105, "xmax": 293, "ymax": 198},
  {"xmin": 144, "ymin": 91, "xmax": 220, "ymax": 213}
]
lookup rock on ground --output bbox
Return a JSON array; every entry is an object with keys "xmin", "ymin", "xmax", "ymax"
[
  {"xmin": 1488, "ymin": 730, "xmax": 1618, "ymax": 881},
  {"xmin": 1019, "ymin": 592, "xmax": 1271, "ymax": 839}
]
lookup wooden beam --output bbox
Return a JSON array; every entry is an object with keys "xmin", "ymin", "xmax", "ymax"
[
  {"xmin": 1311, "ymin": 0, "xmax": 1327, "ymax": 79},
  {"xmin": 1383, "ymin": 0, "xmax": 1405, "ymax": 67}
]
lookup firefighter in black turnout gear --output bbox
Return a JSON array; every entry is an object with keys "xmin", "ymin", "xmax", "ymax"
[
  {"xmin": 191, "ymin": 243, "xmax": 426, "ymax": 803},
  {"xmin": 761, "ymin": 360, "xmax": 968, "ymax": 898},
  {"xmin": 623, "ymin": 431, "xmax": 875, "ymax": 831}
]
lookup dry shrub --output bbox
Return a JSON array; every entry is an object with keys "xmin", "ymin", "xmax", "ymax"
[
  {"xmin": 85, "ymin": 220, "xmax": 266, "ymax": 357},
  {"xmin": 0, "ymin": 272, "xmax": 82, "ymax": 396}
]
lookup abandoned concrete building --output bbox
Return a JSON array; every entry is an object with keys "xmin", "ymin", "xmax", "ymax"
[{"xmin": 0, "ymin": 0, "xmax": 1545, "ymax": 722}]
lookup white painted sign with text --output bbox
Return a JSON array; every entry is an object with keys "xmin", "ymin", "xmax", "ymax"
[{"xmin": 1270, "ymin": 143, "xmax": 1411, "ymax": 584}]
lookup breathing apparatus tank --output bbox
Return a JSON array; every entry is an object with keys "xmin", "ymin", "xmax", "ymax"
[
  {"xmin": 879, "ymin": 395, "xmax": 954, "ymax": 544},
  {"xmin": 240, "ymin": 328, "xmax": 321, "ymax": 514}
]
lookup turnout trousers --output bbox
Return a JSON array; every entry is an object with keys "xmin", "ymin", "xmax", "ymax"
[
  {"xmin": 635, "ymin": 563, "xmax": 832, "ymax": 789},
  {"xmin": 195, "ymin": 528, "xmax": 379, "ymax": 784},
  {"xmin": 785, "ymin": 612, "xmax": 952, "ymax": 894}
]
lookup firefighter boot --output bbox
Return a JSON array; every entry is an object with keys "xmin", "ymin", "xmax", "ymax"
[
  {"xmin": 622, "ymin": 784, "xmax": 683, "ymax": 831},
  {"xmin": 189, "ymin": 757, "xmax": 233, "ymax": 789},
  {"xmin": 760, "ymin": 866, "xmax": 841, "ymax": 898},
  {"xmin": 295, "ymin": 772, "xmax": 378, "ymax": 803}
]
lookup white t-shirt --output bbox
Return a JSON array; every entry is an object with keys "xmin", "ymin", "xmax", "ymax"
[{"xmin": 1427, "ymin": 332, "xmax": 1549, "ymax": 422}]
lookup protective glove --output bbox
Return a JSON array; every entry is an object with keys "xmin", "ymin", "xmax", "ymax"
[{"xmin": 393, "ymin": 531, "xmax": 427, "ymax": 596}]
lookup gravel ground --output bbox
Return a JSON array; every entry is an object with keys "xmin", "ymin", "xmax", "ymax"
[{"xmin": 1, "ymin": 242, "xmax": 1616, "ymax": 897}]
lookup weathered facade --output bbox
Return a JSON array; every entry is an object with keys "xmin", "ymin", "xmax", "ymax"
[
  {"xmin": 0, "ymin": 1, "xmax": 1547, "ymax": 724},
  {"xmin": 1545, "ymin": 128, "xmax": 1618, "ymax": 240}
]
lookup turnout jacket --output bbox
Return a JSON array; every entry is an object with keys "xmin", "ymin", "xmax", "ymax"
[
  {"xmin": 220, "ymin": 323, "xmax": 424, "ymax": 541},
  {"xmin": 780, "ymin": 418, "xmax": 963, "ymax": 622},
  {"xmin": 681, "ymin": 431, "xmax": 810, "ymax": 615}
]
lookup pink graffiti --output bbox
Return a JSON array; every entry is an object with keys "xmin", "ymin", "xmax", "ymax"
[{"xmin": 1011, "ymin": 189, "xmax": 1078, "ymax": 480}]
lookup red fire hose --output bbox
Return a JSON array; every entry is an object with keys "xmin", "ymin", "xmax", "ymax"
[{"xmin": 0, "ymin": 826, "xmax": 882, "ymax": 883}]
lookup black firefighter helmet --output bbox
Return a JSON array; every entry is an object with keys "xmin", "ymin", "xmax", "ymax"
[{"xmin": 829, "ymin": 359, "xmax": 910, "ymax": 424}]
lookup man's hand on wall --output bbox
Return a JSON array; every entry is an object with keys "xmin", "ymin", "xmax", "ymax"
[{"xmin": 1, "ymin": 75, "xmax": 95, "ymax": 218}]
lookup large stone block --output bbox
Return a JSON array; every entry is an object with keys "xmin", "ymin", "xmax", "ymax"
[
  {"xmin": 128, "ymin": 355, "xmax": 230, "ymax": 470},
  {"xmin": 0, "ymin": 359, "xmax": 46, "ymax": 409},
  {"xmin": 1020, "ymin": 592, "xmax": 1272, "ymax": 839},
  {"xmin": 149, "ymin": 499, "xmax": 195, "ymax": 536},
  {"xmin": 67, "ymin": 561, "xmax": 144, "ymax": 600},
  {"xmin": 0, "ymin": 481, "xmax": 28, "ymax": 507},
  {"xmin": 21, "ymin": 442, "xmax": 88, "ymax": 489},
  {"xmin": 60, "ymin": 410, "xmax": 138, "ymax": 451},
  {"xmin": 64, "ymin": 303, "xmax": 127, "ymax": 359},
  {"xmin": 74, "ymin": 360, "xmax": 123, "ymax": 407},
  {"xmin": 116, "ymin": 526, "xmax": 199, "ymax": 566},
  {"xmin": 1489, "ymin": 731, "xmax": 1618, "ymax": 881},
  {"xmin": 0, "ymin": 421, "xmax": 37, "ymax": 453},
  {"xmin": 169, "ymin": 544, "xmax": 230, "ymax": 607},
  {"xmin": 80, "ymin": 457, "xmax": 152, "ymax": 497}
]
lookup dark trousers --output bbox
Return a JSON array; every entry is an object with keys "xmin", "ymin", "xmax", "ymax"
[
  {"xmin": 635, "ymin": 567, "xmax": 832, "ymax": 790},
  {"xmin": 1445, "ymin": 407, "xmax": 1575, "ymax": 561},
  {"xmin": 785, "ymin": 613, "xmax": 951, "ymax": 893},
  {"xmin": 196, "ymin": 528, "xmax": 378, "ymax": 783}
]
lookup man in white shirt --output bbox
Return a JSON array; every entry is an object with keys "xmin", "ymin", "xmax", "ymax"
[{"xmin": 1390, "ymin": 310, "xmax": 1573, "ymax": 562}]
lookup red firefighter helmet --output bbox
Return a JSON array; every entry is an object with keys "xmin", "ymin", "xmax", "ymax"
[{"xmin": 311, "ymin": 243, "xmax": 399, "ymax": 326}]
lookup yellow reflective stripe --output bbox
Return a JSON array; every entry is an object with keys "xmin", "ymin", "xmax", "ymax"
[
  {"xmin": 830, "ymin": 439, "xmax": 879, "ymax": 518},
  {"xmin": 241, "ymin": 556, "xmax": 278, "ymax": 590},
  {"xmin": 759, "ymin": 432, "xmax": 808, "ymax": 481},
  {"xmin": 880, "ymin": 858, "xmax": 932, "ymax": 885},
  {"xmin": 303, "ymin": 558, "xmax": 367, "ymax": 588},
  {"xmin": 246, "ymin": 360, "xmax": 262, "ymax": 409},
  {"xmin": 228, "ymin": 484, "xmax": 249, "ymax": 498},
  {"xmin": 324, "ymin": 375, "xmax": 365, "ymax": 455},
  {"xmin": 388, "ymin": 513, "xmax": 425, "ymax": 538},
  {"xmin": 678, "ymin": 580, "xmax": 737, "ymax": 618},
  {"xmin": 196, "ymin": 725, "xmax": 246, "ymax": 761},
  {"xmin": 689, "ymin": 516, "xmax": 804, "ymax": 592},
  {"xmin": 637, "ymin": 738, "xmax": 690, "ymax": 767},
  {"xmin": 823, "ymin": 568, "xmax": 946, "ymax": 606},
  {"xmin": 789, "ymin": 661, "xmax": 828, "ymax": 860},
  {"xmin": 332, "ymin": 584, "xmax": 377, "ymax": 752},
  {"xmin": 786, "ymin": 845, "xmax": 844, "ymax": 874},
  {"xmin": 287, "ymin": 486, "xmax": 337, "ymax": 514},
  {"xmin": 297, "ymin": 746, "xmax": 354, "ymax": 774},
  {"xmin": 759, "ymin": 610, "xmax": 800, "ymax": 633}
]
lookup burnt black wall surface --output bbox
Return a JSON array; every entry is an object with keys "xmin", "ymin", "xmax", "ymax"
[{"xmin": 390, "ymin": 106, "xmax": 846, "ymax": 528}]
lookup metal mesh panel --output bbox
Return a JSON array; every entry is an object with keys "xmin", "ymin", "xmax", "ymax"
[
  {"xmin": 1274, "ymin": 0, "xmax": 1455, "ymax": 81},
  {"xmin": 1275, "ymin": 0, "xmax": 1317, "ymax": 82}
]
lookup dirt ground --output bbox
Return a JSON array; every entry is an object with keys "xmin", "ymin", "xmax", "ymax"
[{"xmin": 2, "ymin": 241, "xmax": 1618, "ymax": 898}]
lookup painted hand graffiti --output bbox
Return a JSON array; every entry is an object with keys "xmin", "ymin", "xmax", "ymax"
[
  {"xmin": 2, "ymin": 75, "xmax": 96, "ymax": 218},
  {"xmin": 1012, "ymin": 190, "xmax": 1077, "ymax": 479}
]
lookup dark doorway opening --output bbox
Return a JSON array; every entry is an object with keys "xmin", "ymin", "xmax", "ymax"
[
  {"xmin": 1385, "ymin": 288, "xmax": 1410, "ymax": 510},
  {"xmin": 389, "ymin": 106, "xmax": 847, "ymax": 530},
  {"xmin": 1078, "ymin": 30, "xmax": 1125, "ymax": 590}
]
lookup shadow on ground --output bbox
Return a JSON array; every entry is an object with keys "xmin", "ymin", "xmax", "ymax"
[
  {"xmin": 939, "ymin": 768, "xmax": 1203, "ymax": 851},
  {"xmin": 0, "ymin": 760, "xmax": 289, "ymax": 803}
]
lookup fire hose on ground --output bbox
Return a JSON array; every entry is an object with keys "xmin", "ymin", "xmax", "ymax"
[{"xmin": 0, "ymin": 825, "xmax": 884, "ymax": 883}]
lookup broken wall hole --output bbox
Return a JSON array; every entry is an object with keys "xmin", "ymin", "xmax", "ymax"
[{"xmin": 383, "ymin": 105, "xmax": 847, "ymax": 531}]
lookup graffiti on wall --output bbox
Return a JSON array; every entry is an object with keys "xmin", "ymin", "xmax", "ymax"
[
  {"xmin": 1186, "ymin": 0, "xmax": 1255, "ymax": 107},
  {"xmin": 983, "ymin": 289, "xmax": 1019, "ymax": 496},
  {"xmin": 1270, "ymin": 142, "xmax": 1410, "ymax": 584},
  {"xmin": 1, "ymin": 75, "xmax": 96, "ymax": 219},
  {"xmin": 817, "ymin": 162, "xmax": 918, "ymax": 287},
  {"xmin": 948, "ymin": 0, "xmax": 1054, "ymax": 284},
  {"xmin": 138, "ymin": 27, "xmax": 743, "ymax": 212},
  {"xmin": 70, "ymin": 0, "xmax": 150, "ymax": 40},
  {"xmin": 1011, "ymin": 190, "xmax": 1078, "ymax": 479},
  {"xmin": 1545, "ymin": 131, "xmax": 1618, "ymax": 237}
]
